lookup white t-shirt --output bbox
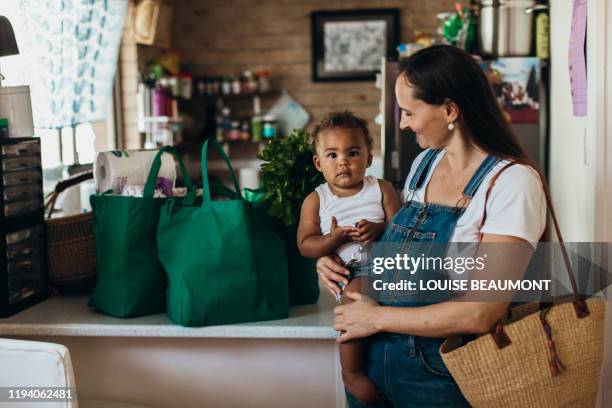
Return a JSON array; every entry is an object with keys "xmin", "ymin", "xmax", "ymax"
[{"xmin": 401, "ymin": 150, "xmax": 547, "ymax": 244}]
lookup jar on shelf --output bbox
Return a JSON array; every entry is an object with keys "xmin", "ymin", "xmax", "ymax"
[
  {"xmin": 240, "ymin": 118, "xmax": 251, "ymax": 141},
  {"xmin": 244, "ymin": 70, "xmax": 257, "ymax": 94},
  {"xmin": 256, "ymin": 70, "xmax": 271, "ymax": 93},
  {"xmin": 221, "ymin": 107, "xmax": 231, "ymax": 140},
  {"xmin": 179, "ymin": 73, "xmax": 192, "ymax": 99},
  {"xmin": 262, "ymin": 115, "xmax": 278, "ymax": 139},
  {"xmin": 221, "ymin": 76, "xmax": 232, "ymax": 95},
  {"xmin": 211, "ymin": 77, "xmax": 221, "ymax": 95},
  {"xmin": 197, "ymin": 79, "xmax": 206, "ymax": 96},
  {"xmin": 240, "ymin": 74, "xmax": 249, "ymax": 95},
  {"xmin": 215, "ymin": 112, "xmax": 224, "ymax": 142},
  {"xmin": 231, "ymin": 76, "xmax": 242, "ymax": 95},
  {"xmin": 228, "ymin": 121, "xmax": 241, "ymax": 141},
  {"xmin": 168, "ymin": 77, "xmax": 180, "ymax": 98},
  {"xmin": 205, "ymin": 77, "xmax": 214, "ymax": 95}
]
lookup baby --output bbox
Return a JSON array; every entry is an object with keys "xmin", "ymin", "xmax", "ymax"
[{"xmin": 298, "ymin": 111, "xmax": 400, "ymax": 404}]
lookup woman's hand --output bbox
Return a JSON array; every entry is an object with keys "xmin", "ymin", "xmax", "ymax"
[
  {"xmin": 334, "ymin": 291, "xmax": 381, "ymax": 343},
  {"xmin": 316, "ymin": 255, "xmax": 351, "ymax": 297}
]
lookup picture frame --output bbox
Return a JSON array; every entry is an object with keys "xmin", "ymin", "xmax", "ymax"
[
  {"xmin": 311, "ymin": 9, "xmax": 400, "ymax": 82},
  {"xmin": 480, "ymin": 57, "xmax": 541, "ymax": 124}
]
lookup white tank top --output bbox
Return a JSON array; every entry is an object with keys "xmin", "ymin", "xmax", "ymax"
[{"xmin": 315, "ymin": 175, "xmax": 385, "ymax": 264}]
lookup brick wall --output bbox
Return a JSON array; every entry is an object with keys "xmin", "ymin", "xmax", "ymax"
[{"xmin": 171, "ymin": 0, "xmax": 454, "ymax": 153}]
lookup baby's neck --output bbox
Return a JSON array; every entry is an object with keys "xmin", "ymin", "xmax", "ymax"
[{"xmin": 328, "ymin": 179, "xmax": 364, "ymax": 198}]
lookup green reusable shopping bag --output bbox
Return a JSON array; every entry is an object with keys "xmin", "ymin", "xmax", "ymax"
[
  {"xmin": 241, "ymin": 189, "xmax": 319, "ymax": 305},
  {"xmin": 89, "ymin": 146, "xmax": 193, "ymax": 317},
  {"xmin": 157, "ymin": 138, "xmax": 289, "ymax": 326}
]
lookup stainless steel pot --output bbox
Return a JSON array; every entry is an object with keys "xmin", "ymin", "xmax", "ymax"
[{"xmin": 479, "ymin": 0, "xmax": 536, "ymax": 57}]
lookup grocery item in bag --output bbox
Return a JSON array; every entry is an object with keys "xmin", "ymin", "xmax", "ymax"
[{"xmin": 94, "ymin": 149, "xmax": 176, "ymax": 194}]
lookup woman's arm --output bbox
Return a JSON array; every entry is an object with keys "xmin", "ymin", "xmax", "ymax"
[
  {"xmin": 334, "ymin": 233, "xmax": 532, "ymax": 342},
  {"xmin": 297, "ymin": 192, "xmax": 356, "ymax": 259}
]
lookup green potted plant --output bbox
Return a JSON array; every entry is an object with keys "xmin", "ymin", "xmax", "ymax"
[{"xmin": 258, "ymin": 129, "xmax": 325, "ymax": 305}]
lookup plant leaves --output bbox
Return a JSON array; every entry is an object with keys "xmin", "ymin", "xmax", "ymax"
[{"xmin": 258, "ymin": 129, "xmax": 325, "ymax": 226}]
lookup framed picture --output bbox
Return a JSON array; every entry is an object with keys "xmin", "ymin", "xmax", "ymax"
[{"xmin": 311, "ymin": 9, "xmax": 399, "ymax": 82}]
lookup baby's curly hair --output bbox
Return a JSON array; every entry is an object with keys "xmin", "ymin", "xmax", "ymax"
[{"xmin": 311, "ymin": 111, "xmax": 373, "ymax": 153}]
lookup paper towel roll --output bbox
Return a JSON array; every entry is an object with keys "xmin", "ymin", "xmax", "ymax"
[
  {"xmin": 94, "ymin": 149, "xmax": 176, "ymax": 194},
  {"xmin": 239, "ymin": 168, "xmax": 260, "ymax": 190}
]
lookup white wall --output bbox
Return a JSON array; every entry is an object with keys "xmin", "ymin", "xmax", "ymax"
[
  {"xmin": 549, "ymin": 0, "xmax": 597, "ymax": 242},
  {"xmin": 549, "ymin": 1, "xmax": 611, "ymax": 406}
]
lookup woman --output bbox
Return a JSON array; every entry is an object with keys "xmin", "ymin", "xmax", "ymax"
[{"xmin": 317, "ymin": 45, "xmax": 547, "ymax": 407}]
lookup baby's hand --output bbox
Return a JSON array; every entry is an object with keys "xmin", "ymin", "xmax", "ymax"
[
  {"xmin": 351, "ymin": 219, "xmax": 385, "ymax": 244},
  {"xmin": 330, "ymin": 216, "xmax": 357, "ymax": 245}
]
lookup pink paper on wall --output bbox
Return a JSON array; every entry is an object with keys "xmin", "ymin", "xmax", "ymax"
[{"xmin": 569, "ymin": 0, "xmax": 587, "ymax": 117}]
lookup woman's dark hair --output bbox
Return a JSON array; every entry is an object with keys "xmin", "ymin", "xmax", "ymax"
[
  {"xmin": 399, "ymin": 44, "xmax": 529, "ymax": 162},
  {"xmin": 400, "ymin": 45, "xmax": 552, "ymax": 240}
]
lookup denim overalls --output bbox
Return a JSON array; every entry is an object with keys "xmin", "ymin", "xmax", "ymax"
[{"xmin": 347, "ymin": 149, "xmax": 501, "ymax": 408}]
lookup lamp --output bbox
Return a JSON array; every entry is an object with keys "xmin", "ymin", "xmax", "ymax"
[{"xmin": 0, "ymin": 15, "xmax": 19, "ymax": 86}]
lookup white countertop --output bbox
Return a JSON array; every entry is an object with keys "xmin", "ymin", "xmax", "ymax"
[{"xmin": 0, "ymin": 294, "xmax": 339, "ymax": 339}]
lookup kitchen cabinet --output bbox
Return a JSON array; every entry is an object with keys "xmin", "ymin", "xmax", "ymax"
[{"xmin": 0, "ymin": 293, "xmax": 345, "ymax": 408}]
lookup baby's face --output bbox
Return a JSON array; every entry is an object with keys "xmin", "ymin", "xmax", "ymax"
[{"xmin": 313, "ymin": 128, "xmax": 372, "ymax": 192}]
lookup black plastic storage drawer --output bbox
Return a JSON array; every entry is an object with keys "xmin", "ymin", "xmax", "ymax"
[{"xmin": 0, "ymin": 137, "xmax": 47, "ymax": 317}]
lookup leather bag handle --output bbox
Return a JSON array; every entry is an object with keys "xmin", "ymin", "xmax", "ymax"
[{"xmin": 478, "ymin": 161, "xmax": 589, "ymax": 359}]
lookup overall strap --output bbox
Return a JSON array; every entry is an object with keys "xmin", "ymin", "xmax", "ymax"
[
  {"xmin": 462, "ymin": 156, "xmax": 501, "ymax": 198},
  {"xmin": 408, "ymin": 149, "xmax": 442, "ymax": 191}
]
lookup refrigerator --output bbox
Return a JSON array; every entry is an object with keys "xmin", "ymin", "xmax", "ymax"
[{"xmin": 380, "ymin": 57, "xmax": 549, "ymax": 189}]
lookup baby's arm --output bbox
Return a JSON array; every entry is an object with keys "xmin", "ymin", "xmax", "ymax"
[
  {"xmin": 297, "ymin": 192, "xmax": 356, "ymax": 258},
  {"xmin": 351, "ymin": 180, "xmax": 401, "ymax": 243},
  {"xmin": 379, "ymin": 179, "xmax": 401, "ymax": 223}
]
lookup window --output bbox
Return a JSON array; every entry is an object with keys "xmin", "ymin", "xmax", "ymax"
[{"xmin": 1, "ymin": 0, "xmax": 117, "ymax": 170}]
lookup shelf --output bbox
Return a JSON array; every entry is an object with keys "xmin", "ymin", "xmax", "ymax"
[
  {"xmin": 142, "ymin": 116, "xmax": 183, "ymax": 124},
  {"xmin": 184, "ymin": 90, "xmax": 279, "ymax": 106}
]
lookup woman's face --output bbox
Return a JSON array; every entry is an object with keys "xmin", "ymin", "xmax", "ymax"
[{"xmin": 395, "ymin": 75, "xmax": 453, "ymax": 149}]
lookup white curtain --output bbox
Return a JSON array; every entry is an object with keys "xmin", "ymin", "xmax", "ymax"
[{"xmin": 17, "ymin": 0, "xmax": 127, "ymax": 128}]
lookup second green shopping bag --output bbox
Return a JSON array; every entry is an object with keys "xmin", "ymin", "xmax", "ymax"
[{"xmin": 157, "ymin": 138, "xmax": 289, "ymax": 326}]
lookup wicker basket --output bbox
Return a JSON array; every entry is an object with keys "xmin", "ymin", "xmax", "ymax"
[{"xmin": 45, "ymin": 171, "xmax": 96, "ymax": 294}]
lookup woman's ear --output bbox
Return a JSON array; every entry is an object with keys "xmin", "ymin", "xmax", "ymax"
[
  {"xmin": 443, "ymin": 99, "xmax": 460, "ymax": 123},
  {"xmin": 313, "ymin": 155, "xmax": 322, "ymax": 171}
]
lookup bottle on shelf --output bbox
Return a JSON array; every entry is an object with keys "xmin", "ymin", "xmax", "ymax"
[
  {"xmin": 251, "ymin": 96, "xmax": 262, "ymax": 142},
  {"xmin": 262, "ymin": 115, "xmax": 278, "ymax": 139},
  {"xmin": 215, "ymin": 112, "xmax": 224, "ymax": 143},
  {"xmin": 240, "ymin": 118, "xmax": 251, "ymax": 142},
  {"xmin": 256, "ymin": 70, "xmax": 271, "ymax": 93},
  {"xmin": 221, "ymin": 76, "xmax": 232, "ymax": 95},
  {"xmin": 231, "ymin": 76, "xmax": 241, "ymax": 95},
  {"xmin": 228, "ymin": 121, "xmax": 241, "ymax": 141},
  {"xmin": 221, "ymin": 107, "xmax": 232, "ymax": 141}
]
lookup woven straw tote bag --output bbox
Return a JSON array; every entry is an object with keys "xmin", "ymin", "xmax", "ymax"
[{"xmin": 440, "ymin": 162, "xmax": 606, "ymax": 408}]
